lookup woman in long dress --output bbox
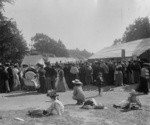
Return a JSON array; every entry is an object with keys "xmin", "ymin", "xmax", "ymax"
[
  {"xmin": 36, "ymin": 63, "xmax": 47, "ymax": 93},
  {"xmin": 114, "ymin": 62, "xmax": 123, "ymax": 86},
  {"xmin": 13, "ymin": 65, "xmax": 21, "ymax": 90},
  {"xmin": 55, "ymin": 65, "xmax": 68, "ymax": 92},
  {"xmin": 136, "ymin": 63, "xmax": 149, "ymax": 94}
]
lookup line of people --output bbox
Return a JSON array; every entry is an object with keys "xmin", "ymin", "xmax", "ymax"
[
  {"xmin": 0, "ymin": 63, "xmax": 21, "ymax": 93},
  {"xmin": 0, "ymin": 59, "xmax": 149, "ymax": 95}
]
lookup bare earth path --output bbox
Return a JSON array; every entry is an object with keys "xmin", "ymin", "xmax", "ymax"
[{"xmin": 0, "ymin": 85, "xmax": 150, "ymax": 125}]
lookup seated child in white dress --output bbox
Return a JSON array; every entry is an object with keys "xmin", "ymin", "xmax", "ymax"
[
  {"xmin": 46, "ymin": 91, "xmax": 64, "ymax": 115},
  {"xmin": 113, "ymin": 89, "xmax": 141, "ymax": 110},
  {"xmin": 72, "ymin": 79, "xmax": 85, "ymax": 105},
  {"xmin": 28, "ymin": 91, "xmax": 64, "ymax": 117}
]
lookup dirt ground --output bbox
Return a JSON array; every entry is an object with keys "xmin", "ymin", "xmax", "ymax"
[{"xmin": 0, "ymin": 84, "xmax": 150, "ymax": 125}]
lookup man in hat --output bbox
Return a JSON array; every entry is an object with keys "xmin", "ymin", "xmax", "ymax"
[
  {"xmin": 72, "ymin": 79, "xmax": 85, "ymax": 105},
  {"xmin": 46, "ymin": 91, "xmax": 64, "ymax": 115}
]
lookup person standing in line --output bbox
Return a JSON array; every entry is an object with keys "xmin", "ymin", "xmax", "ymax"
[
  {"xmin": 12, "ymin": 64, "xmax": 21, "ymax": 91},
  {"xmin": 136, "ymin": 63, "xmax": 149, "ymax": 94},
  {"xmin": 107, "ymin": 60, "xmax": 115, "ymax": 85},
  {"xmin": 96, "ymin": 72, "xmax": 103, "ymax": 95},
  {"xmin": 64, "ymin": 63, "xmax": 71, "ymax": 89},
  {"xmin": 50, "ymin": 65, "xmax": 57, "ymax": 90},
  {"xmin": 0, "ymin": 64, "xmax": 10, "ymax": 93},
  {"xmin": 100, "ymin": 61, "xmax": 109, "ymax": 85},
  {"xmin": 36, "ymin": 63, "xmax": 47, "ymax": 93},
  {"xmin": 79, "ymin": 63, "xmax": 86, "ymax": 86},
  {"xmin": 132, "ymin": 61, "xmax": 141, "ymax": 84},
  {"xmin": 5, "ymin": 64, "xmax": 10, "ymax": 92},
  {"xmin": 85, "ymin": 63, "xmax": 93, "ymax": 86},
  {"xmin": 114, "ymin": 61, "xmax": 123, "ymax": 86},
  {"xmin": 44, "ymin": 62, "xmax": 52, "ymax": 91},
  {"xmin": 126, "ymin": 61, "xmax": 133, "ymax": 84},
  {"xmin": 70, "ymin": 63, "xmax": 79, "ymax": 80},
  {"xmin": 55, "ymin": 65, "xmax": 68, "ymax": 92},
  {"xmin": 92, "ymin": 61, "xmax": 101, "ymax": 85}
]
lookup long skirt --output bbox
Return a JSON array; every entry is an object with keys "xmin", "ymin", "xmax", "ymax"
[
  {"xmin": 115, "ymin": 71, "xmax": 123, "ymax": 86},
  {"xmin": 0, "ymin": 80, "xmax": 5, "ymax": 93},
  {"xmin": 45, "ymin": 77, "xmax": 52, "ymax": 91},
  {"xmin": 133, "ymin": 70, "xmax": 140, "ymax": 83},
  {"xmin": 13, "ymin": 75, "xmax": 20, "ymax": 91},
  {"xmin": 38, "ymin": 77, "xmax": 47, "ymax": 93},
  {"xmin": 55, "ymin": 77, "xmax": 68, "ymax": 92},
  {"xmin": 127, "ymin": 72, "xmax": 134, "ymax": 84},
  {"xmin": 136, "ymin": 76, "xmax": 149, "ymax": 94}
]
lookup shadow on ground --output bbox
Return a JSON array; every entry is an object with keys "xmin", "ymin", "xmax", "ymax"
[{"xmin": 4, "ymin": 91, "xmax": 40, "ymax": 98}]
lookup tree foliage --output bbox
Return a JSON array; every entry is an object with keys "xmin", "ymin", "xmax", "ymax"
[
  {"xmin": 31, "ymin": 33, "xmax": 69, "ymax": 57},
  {"xmin": 122, "ymin": 17, "xmax": 150, "ymax": 42},
  {"xmin": 112, "ymin": 38, "xmax": 122, "ymax": 46},
  {"xmin": 0, "ymin": 0, "xmax": 28, "ymax": 63},
  {"xmin": 69, "ymin": 49, "xmax": 93, "ymax": 59},
  {"xmin": 113, "ymin": 17, "xmax": 150, "ymax": 45}
]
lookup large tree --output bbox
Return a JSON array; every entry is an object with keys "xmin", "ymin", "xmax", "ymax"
[
  {"xmin": 0, "ymin": 19, "xmax": 28, "ymax": 63},
  {"xmin": 69, "ymin": 48, "xmax": 93, "ymax": 59},
  {"xmin": 0, "ymin": 0, "xmax": 28, "ymax": 63},
  {"xmin": 112, "ymin": 38, "xmax": 122, "ymax": 45},
  {"xmin": 122, "ymin": 17, "xmax": 150, "ymax": 42},
  {"xmin": 31, "ymin": 33, "xmax": 69, "ymax": 57}
]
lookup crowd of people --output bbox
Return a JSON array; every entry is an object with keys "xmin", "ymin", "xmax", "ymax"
[{"xmin": 0, "ymin": 58, "xmax": 149, "ymax": 95}]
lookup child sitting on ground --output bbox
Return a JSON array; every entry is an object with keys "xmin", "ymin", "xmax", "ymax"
[
  {"xmin": 28, "ymin": 91, "xmax": 64, "ymax": 117},
  {"xmin": 96, "ymin": 72, "xmax": 103, "ymax": 95},
  {"xmin": 46, "ymin": 91, "xmax": 64, "ymax": 115},
  {"xmin": 72, "ymin": 79, "xmax": 85, "ymax": 105},
  {"xmin": 113, "ymin": 89, "xmax": 141, "ymax": 110}
]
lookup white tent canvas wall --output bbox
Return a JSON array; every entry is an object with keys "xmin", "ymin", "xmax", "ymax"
[
  {"xmin": 47, "ymin": 57, "xmax": 77, "ymax": 64},
  {"xmin": 89, "ymin": 38, "xmax": 150, "ymax": 59},
  {"xmin": 21, "ymin": 55, "xmax": 45, "ymax": 66}
]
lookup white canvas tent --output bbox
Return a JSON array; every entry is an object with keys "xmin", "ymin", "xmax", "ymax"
[
  {"xmin": 21, "ymin": 55, "xmax": 45, "ymax": 66},
  {"xmin": 89, "ymin": 38, "xmax": 150, "ymax": 59},
  {"xmin": 22, "ymin": 55, "xmax": 77, "ymax": 65},
  {"xmin": 47, "ymin": 57, "xmax": 77, "ymax": 64}
]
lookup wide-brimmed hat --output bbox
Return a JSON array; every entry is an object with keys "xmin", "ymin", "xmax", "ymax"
[
  {"xmin": 143, "ymin": 63, "xmax": 150, "ymax": 67},
  {"xmin": 36, "ymin": 63, "xmax": 43, "ymax": 68},
  {"xmin": 72, "ymin": 79, "xmax": 82, "ymax": 85},
  {"xmin": 129, "ymin": 89, "xmax": 137, "ymax": 95},
  {"xmin": 45, "ymin": 61, "xmax": 50, "ymax": 65},
  {"xmin": 47, "ymin": 91, "xmax": 59, "ymax": 97}
]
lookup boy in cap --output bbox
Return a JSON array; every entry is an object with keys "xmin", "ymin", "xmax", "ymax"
[
  {"xmin": 72, "ymin": 79, "xmax": 85, "ymax": 105},
  {"xmin": 96, "ymin": 72, "xmax": 103, "ymax": 95},
  {"xmin": 113, "ymin": 89, "xmax": 141, "ymax": 110}
]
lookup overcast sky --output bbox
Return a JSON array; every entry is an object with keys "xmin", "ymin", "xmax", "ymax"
[{"xmin": 4, "ymin": 0, "xmax": 150, "ymax": 53}]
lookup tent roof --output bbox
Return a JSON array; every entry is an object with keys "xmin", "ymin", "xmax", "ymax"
[{"xmin": 89, "ymin": 38, "xmax": 150, "ymax": 59}]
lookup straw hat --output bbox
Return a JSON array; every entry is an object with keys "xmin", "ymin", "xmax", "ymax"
[
  {"xmin": 72, "ymin": 79, "xmax": 82, "ymax": 85},
  {"xmin": 129, "ymin": 89, "xmax": 137, "ymax": 96},
  {"xmin": 36, "ymin": 63, "xmax": 43, "ymax": 68},
  {"xmin": 47, "ymin": 91, "xmax": 59, "ymax": 97},
  {"xmin": 143, "ymin": 63, "xmax": 150, "ymax": 67},
  {"xmin": 45, "ymin": 61, "xmax": 50, "ymax": 65}
]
